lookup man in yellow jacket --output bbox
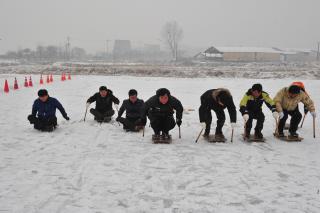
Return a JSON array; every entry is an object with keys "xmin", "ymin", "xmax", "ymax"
[
  {"xmin": 240, "ymin": 83, "xmax": 278, "ymax": 139},
  {"xmin": 274, "ymin": 85, "xmax": 316, "ymax": 137}
]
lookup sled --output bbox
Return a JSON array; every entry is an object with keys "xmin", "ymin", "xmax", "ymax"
[
  {"xmin": 204, "ymin": 134, "xmax": 227, "ymax": 143},
  {"xmin": 152, "ymin": 135, "xmax": 172, "ymax": 144},
  {"xmin": 273, "ymin": 133, "xmax": 303, "ymax": 142},
  {"xmin": 242, "ymin": 134, "xmax": 266, "ymax": 142}
]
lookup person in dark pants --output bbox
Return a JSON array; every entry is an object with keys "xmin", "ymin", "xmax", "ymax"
[
  {"xmin": 86, "ymin": 86, "xmax": 120, "ymax": 123},
  {"xmin": 116, "ymin": 89, "xmax": 145, "ymax": 132},
  {"xmin": 141, "ymin": 88, "xmax": 183, "ymax": 140},
  {"xmin": 199, "ymin": 88, "xmax": 237, "ymax": 138},
  {"xmin": 239, "ymin": 84, "xmax": 278, "ymax": 139},
  {"xmin": 28, "ymin": 89, "xmax": 69, "ymax": 132},
  {"xmin": 274, "ymin": 85, "xmax": 316, "ymax": 137}
]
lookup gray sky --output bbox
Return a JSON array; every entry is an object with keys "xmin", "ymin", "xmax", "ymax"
[{"xmin": 0, "ymin": 0, "xmax": 320, "ymax": 54}]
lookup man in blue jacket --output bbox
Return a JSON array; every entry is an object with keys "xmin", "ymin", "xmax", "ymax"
[{"xmin": 28, "ymin": 89, "xmax": 69, "ymax": 132}]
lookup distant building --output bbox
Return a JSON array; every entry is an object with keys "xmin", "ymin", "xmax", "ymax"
[
  {"xmin": 195, "ymin": 46, "xmax": 282, "ymax": 62},
  {"xmin": 272, "ymin": 47, "xmax": 317, "ymax": 62},
  {"xmin": 113, "ymin": 40, "xmax": 132, "ymax": 60}
]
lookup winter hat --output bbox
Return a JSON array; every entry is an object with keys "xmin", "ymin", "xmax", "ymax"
[
  {"xmin": 252, "ymin": 83, "xmax": 262, "ymax": 92},
  {"xmin": 99, "ymin": 86, "xmax": 107, "ymax": 91},
  {"xmin": 156, "ymin": 88, "xmax": 170, "ymax": 97},
  {"xmin": 217, "ymin": 90, "xmax": 232, "ymax": 104},
  {"xmin": 288, "ymin": 85, "xmax": 301, "ymax": 94},
  {"xmin": 128, "ymin": 89, "xmax": 138, "ymax": 96},
  {"xmin": 38, "ymin": 89, "xmax": 48, "ymax": 97}
]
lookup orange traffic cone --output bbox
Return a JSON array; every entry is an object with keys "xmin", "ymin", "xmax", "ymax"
[
  {"xmin": 68, "ymin": 73, "xmax": 71, "ymax": 80},
  {"xmin": 24, "ymin": 77, "xmax": 29, "ymax": 87},
  {"xmin": 14, "ymin": 77, "xmax": 19, "ymax": 90},
  {"xmin": 4, "ymin": 80, "xmax": 9, "ymax": 93},
  {"xmin": 40, "ymin": 74, "xmax": 44, "ymax": 85},
  {"xmin": 50, "ymin": 74, "xmax": 53, "ymax": 82},
  {"xmin": 46, "ymin": 75, "xmax": 50, "ymax": 83},
  {"xmin": 29, "ymin": 76, "xmax": 33, "ymax": 87}
]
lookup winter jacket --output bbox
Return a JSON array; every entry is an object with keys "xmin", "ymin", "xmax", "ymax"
[
  {"xmin": 239, "ymin": 89, "xmax": 276, "ymax": 115},
  {"xmin": 273, "ymin": 87, "xmax": 315, "ymax": 112},
  {"xmin": 118, "ymin": 99, "xmax": 145, "ymax": 119},
  {"xmin": 87, "ymin": 90, "xmax": 120, "ymax": 113},
  {"xmin": 32, "ymin": 97, "xmax": 67, "ymax": 119},
  {"xmin": 199, "ymin": 88, "xmax": 237, "ymax": 123},
  {"xmin": 142, "ymin": 95, "xmax": 183, "ymax": 120}
]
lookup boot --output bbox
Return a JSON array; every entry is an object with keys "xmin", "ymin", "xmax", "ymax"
[
  {"xmin": 289, "ymin": 131, "xmax": 299, "ymax": 138},
  {"xmin": 254, "ymin": 131, "xmax": 263, "ymax": 139}
]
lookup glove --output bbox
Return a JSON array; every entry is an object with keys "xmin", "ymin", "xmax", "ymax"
[
  {"xmin": 230, "ymin": 122, "xmax": 236, "ymax": 130},
  {"xmin": 86, "ymin": 102, "xmax": 90, "ymax": 108},
  {"xmin": 176, "ymin": 119, "xmax": 182, "ymax": 127},
  {"xmin": 272, "ymin": 111, "xmax": 279, "ymax": 120},
  {"xmin": 116, "ymin": 117, "xmax": 121, "ymax": 122},
  {"xmin": 138, "ymin": 118, "xmax": 147, "ymax": 126},
  {"xmin": 304, "ymin": 107, "xmax": 309, "ymax": 114},
  {"xmin": 64, "ymin": 115, "xmax": 70, "ymax": 121},
  {"xmin": 311, "ymin": 111, "xmax": 317, "ymax": 118},
  {"xmin": 200, "ymin": 122, "xmax": 206, "ymax": 129},
  {"xmin": 279, "ymin": 112, "xmax": 284, "ymax": 119},
  {"xmin": 242, "ymin": 114, "xmax": 249, "ymax": 122}
]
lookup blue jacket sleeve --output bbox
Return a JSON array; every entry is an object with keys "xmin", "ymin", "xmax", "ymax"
[
  {"xmin": 54, "ymin": 99, "xmax": 67, "ymax": 117},
  {"xmin": 32, "ymin": 100, "xmax": 38, "ymax": 116}
]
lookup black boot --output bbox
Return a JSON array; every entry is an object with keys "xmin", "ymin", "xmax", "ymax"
[
  {"xmin": 289, "ymin": 131, "xmax": 299, "ymax": 138},
  {"xmin": 254, "ymin": 131, "xmax": 263, "ymax": 139}
]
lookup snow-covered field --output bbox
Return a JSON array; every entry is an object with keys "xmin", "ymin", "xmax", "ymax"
[
  {"xmin": 1, "ymin": 61, "xmax": 320, "ymax": 79},
  {"xmin": 0, "ymin": 74, "xmax": 320, "ymax": 212}
]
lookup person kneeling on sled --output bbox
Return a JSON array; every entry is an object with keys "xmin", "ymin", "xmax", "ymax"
[
  {"xmin": 199, "ymin": 88, "xmax": 237, "ymax": 139},
  {"xmin": 28, "ymin": 89, "xmax": 69, "ymax": 132},
  {"xmin": 116, "ymin": 89, "xmax": 145, "ymax": 132},
  {"xmin": 240, "ymin": 83, "xmax": 278, "ymax": 139},
  {"xmin": 141, "ymin": 88, "xmax": 183, "ymax": 140},
  {"xmin": 86, "ymin": 86, "xmax": 120, "ymax": 123},
  {"xmin": 274, "ymin": 85, "xmax": 316, "ymax": 138}
]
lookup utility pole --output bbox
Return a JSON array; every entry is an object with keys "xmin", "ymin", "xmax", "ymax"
[
  {"xmin": 317, "ymin": 42, "xmax": 320, "ymax": 61},
  {"xmin": 65, "ymin": 36, "xmax": 71, "ymax": 61}
]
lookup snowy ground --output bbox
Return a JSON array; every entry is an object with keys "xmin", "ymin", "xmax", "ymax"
[{"xmin": 0, "ymin": 74, "xmax": 320, "ymax": 212}]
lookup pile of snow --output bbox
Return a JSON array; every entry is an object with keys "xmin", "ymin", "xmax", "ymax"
[{"xmin": 0, "ymin": 74, "xmax": 319, "ymax": 212}]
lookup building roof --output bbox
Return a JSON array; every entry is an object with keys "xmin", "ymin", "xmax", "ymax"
[{"xmin": 214, "ymin": 46, "xmax": 282, "ymax": 53}]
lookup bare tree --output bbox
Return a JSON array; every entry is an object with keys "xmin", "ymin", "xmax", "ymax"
[{"xmin": 161, "ymin": 21, "xmax": 183, "ymax": 61}]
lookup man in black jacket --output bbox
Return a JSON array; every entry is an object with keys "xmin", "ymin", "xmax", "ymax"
[
  {"xmin": 199, "ymin": 88, "xmax": 237, "ymax": 138},
  {"xmin": 86, "ymin": 86, "xmax": 120, "ymax": 122},
  {"xmin": 28, "ymin": 89, "xmax": 69, "ymax": 132},
  {"xmin": 141, "ymin": 88, "xmax": 183, "ymax": 139},
  {"xmin": 116, "ymin": 89, "xmax": 145, "ymax": 131}
]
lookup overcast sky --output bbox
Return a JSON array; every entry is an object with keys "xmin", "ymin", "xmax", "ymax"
[{"xmin": 0, "ymin": 0, "xmax": 319, "ymax": 54}]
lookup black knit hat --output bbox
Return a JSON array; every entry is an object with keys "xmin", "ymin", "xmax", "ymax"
[
  {"xmin": 252, "ymin": 83, "xmax": 262, "ymax": 92},
  {"xmin": 288, "ymin": 85, "xmax": 301, "ymax": 94},
  {"xmin": 156, "ymin": 88, "xmax": 170, "ymax": 97},
  {"xmin": 99, "ymin": 86, "xmax": 107, "ymax": 91},
  {"xmin": 128, "ymin": 89, "xmax": 137, "ymax": 96},
  {"xmin": 38, "ymin": 89, "xmax": 48, "ymax": 97}
]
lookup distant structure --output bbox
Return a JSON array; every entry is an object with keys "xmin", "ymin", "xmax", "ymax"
[
  {"xmin": 195, "ymin": 46, "xmax": 281, "ymax": 62},
  {"xmin": 113, "ymin": 40, "xmax": 132, "ymax": 61},
  {"xmin": 195, "ymin": 46, "xmax": 318, "ymax": 62}
]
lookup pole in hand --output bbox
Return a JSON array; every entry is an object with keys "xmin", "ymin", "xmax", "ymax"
[
  {"xmin": 313, "ymin": 117, "xmax": 316, "ymax": 138},
  {"xmin": 83, "ymin": 107, "xmax": 88, "ymax": 122},
  {"xmin": 231, "ymin": 129, "xmax": 234, "ymax": 143},
  {"xmin": 300, "ymin": 113, "xmax": 307, "ymax": 128},
  {"xmin": 179, "ymin": 126, "xmax": 181, "ymax": 139},
  {"xmin": 195, "ymin": 128, "xmax": 204, "ymax": 143}
]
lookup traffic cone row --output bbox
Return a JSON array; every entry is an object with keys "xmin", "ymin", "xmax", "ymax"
[{"xmin": 3, "ymin": 73, "xmax": 71, "ymax": 93}]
